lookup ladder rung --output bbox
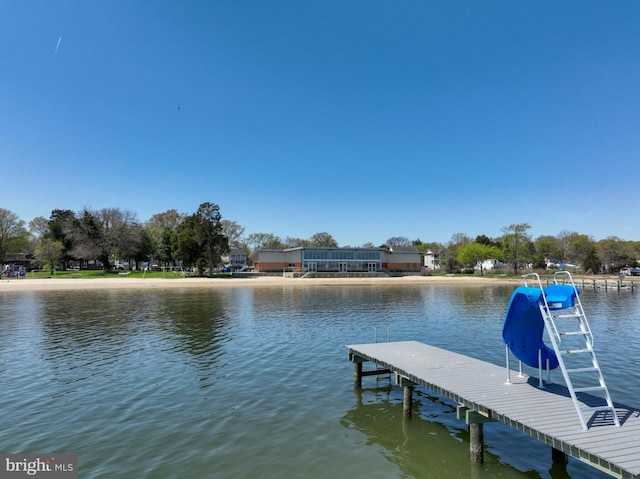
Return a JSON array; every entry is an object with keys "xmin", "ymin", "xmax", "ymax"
[
  {"xmin": 561, "ymin": 349, "xmax": 591, "ymax": 355},
  {"xmin": 566, "ymin": 367, "xmax": 598, "ymax": 373},
  {"xmin": 559, "ymin": 331, "xmax": 586, "ymax": 336},
  {"xmin": 553, "ymin": 313, "xmax": 582, "ymax": 319},
  {"xmin": 573, "ymin": 386, "xmax": 605, "ymax": 393}
]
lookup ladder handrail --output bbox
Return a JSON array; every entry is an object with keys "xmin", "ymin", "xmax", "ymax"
[
  {"xmin": 522, "ymin": 273, "xmax": 563, "ymax": 344},
  {"xmin": 552, "ymin": 271, "xmax": 594, "ymax": 347}
]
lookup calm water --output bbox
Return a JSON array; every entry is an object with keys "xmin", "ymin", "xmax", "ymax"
[{"xmin": 1, "ymin": 282, "xmax": 638, "ymax": 478}]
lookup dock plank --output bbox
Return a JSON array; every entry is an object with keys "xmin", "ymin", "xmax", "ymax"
[{"xmin": 348, "ymin": 341, "xmax": 640, "ymax": 479}]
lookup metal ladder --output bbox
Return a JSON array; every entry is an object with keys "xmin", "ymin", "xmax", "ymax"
[{"xmin": 523, "ymin": 271, "xmax": 620, "ymax": 430}]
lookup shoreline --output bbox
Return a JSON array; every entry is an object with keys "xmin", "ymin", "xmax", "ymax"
[{"xmin": 0, "ymin": 275, "xmax": 519, "ymax": 292}]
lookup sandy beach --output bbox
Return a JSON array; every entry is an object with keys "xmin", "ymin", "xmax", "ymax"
[{"xmin": 0, "ymin": 274, "xmax": 516, "ymax": 292}]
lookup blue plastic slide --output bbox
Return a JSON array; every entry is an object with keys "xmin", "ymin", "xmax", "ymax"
[{"xmin": 502, "ymin": 286, "xmax": 559, "ymax": 370}]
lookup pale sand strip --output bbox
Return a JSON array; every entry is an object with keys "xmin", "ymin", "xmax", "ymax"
[{"xmin": 0, "ymin": 275, "xmax": 517, "ymax": 292}]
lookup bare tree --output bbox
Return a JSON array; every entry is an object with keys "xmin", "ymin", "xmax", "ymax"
[
  {"xmin": 0, "ymin": 208, "xmax": 28, "ymax": 262},
  {"xmin": 220, "ymin": 220, "xmax": 245, "ymax": 247},
  {"xmin": 283, "ymin": 237, "xmax": 309, "ymax": 248},
  {"xmin": 557, "ymin": 230, "xmax": 575, "ymax": 263},
  {"xmin": 309, "ymin": 232, "xmax": 337, "ymax": 247},
  {"xmin": 246, "ymin": 233, "xmax": 284, "ymax": 251},
  {"xmin": 29, "ymin": 216, "xmax": 50, "ymax": 238},
  {"xmin": 385, "ymin": 237, "xmax": 412, "ymax": 248}
]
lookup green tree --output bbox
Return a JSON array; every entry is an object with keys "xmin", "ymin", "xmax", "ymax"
[
  {"xmin": 173, "ymin": 203, "xmax": 229, "ymax": 275},
  {"xmin": 457, "ymin": 242, "xmax": 501, "ymax": 276},
  {"xmin": 582, "ymin": 246, "xmax": 601, "ymax": 274},
  {"xmin": 567, "ymin": 234, "xmax": 596, "ymax": 267},
  {"xmin": 598, "ymin": 236, "xmax": 633, "ymax": 273},
  {"xmin": 145, "ymin": 209, "xmax": 184, "ymax": 267},
  {"xmin": 34, "ymin": 238, "xmax": 65, "ymax": 273},
  {"xmin": 197, "ymin": 202, "xmax": 229, "ymax": 274},
  {"xmin": 173, "ymin": 215, "xmax": 205, "ymax": 271},
  {"xmin": 534, "ymin": 235, "xmax": 561, "ymax": 265},
  {"xmin": 501, "ymin": 223, "xmax": 532, "ymax": 275},
  {"xmin": 47, "ymin": 209, "xmax": 76, "ymax": 267},
  {"xmin": 475, "ymin": 234, "xmax": 498, "ymax": 247}
]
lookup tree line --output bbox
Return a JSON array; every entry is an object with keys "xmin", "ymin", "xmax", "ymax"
[
  {"xmin": 1, "ymin": 206, "xmax": 639, "ymax": 275},
  {"xmin": 411, "ymin": 223, "xmax": 640, "ymax": 275}
]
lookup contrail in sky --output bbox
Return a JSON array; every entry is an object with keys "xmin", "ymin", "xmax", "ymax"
[{"xmin": 54, "ymin": 36, "xmax": 62, "ymax": 57}]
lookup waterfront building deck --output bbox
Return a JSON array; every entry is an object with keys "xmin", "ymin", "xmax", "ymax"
[{"xmin": 347, "ymin": 341, "xmax": 640, "ymax": 479}]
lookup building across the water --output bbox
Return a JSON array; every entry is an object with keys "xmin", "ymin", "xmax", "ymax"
[
  {"xmin": 222, "ymin": 248, "xmax": 248, "ymax": 271},
  {"xmin": 254, "ymin": 246, "xmax": 422, "ymax": 274}
]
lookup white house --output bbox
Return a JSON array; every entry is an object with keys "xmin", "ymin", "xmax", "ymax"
[
  {"xmin": 477, "ymin": 258, "xmax": 504, "ymax": 271},
  {"xmin": 423, "ymin": 249, "xmax": 443, "ymax": 270},
  {"xmin": 222, "ymin": 248, "xmax": 247, "ymax": 271}
]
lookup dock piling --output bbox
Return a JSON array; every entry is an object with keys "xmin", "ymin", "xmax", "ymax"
[
  {"xmin": 353, "ymin": 361, "xmax": 362, "ymax": 388},
  {"xmin": 469, "ymin": 423, "xmax": 484, "ymax": 463},
  {"xmin": 552, "ymin": 447, "xmax": 568, "ymax": 465},
  {"xmin": 403, "ymin": 385, "xmax": 413, "ymax": 417},
  {"xmin": 396, "ymin": 375, "xmax": 416, "ymax": 417},
  {"xmin": 457, "ymin": 406, "xmax": 491, "ymax": 463}
]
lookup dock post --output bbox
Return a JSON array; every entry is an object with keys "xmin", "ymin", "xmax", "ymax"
[
  {"xmin": 469, "ymin": 423, "xmax": 484, "ymax": 463},
  {"xmin": 551, "ymin": 447, "xmax": 568, "ymax": 464},
  {"xmin": 550, "ymin": 447, "xmax": 569, "ymax": 476},
  {"xmin": 457, "ymin": 406, "xmax": 492, "ymax": 463},
  {"xmin": 349, "ymin": 353, "xmax": 365, "ymax": 388},
  {"xmin": 403, "ymin": 385, "xmax": 413, "ymax": 417},
  {"xmin": 396, "ymin": 376, "xmax": 416, "ymax": 417},
  {"xmin": 354, "ymin": 361, "xmax": 363, "ymax": 388}
]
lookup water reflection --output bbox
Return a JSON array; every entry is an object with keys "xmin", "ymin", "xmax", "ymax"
[
  {"xmin": 342, "ymin": 386, "xmax": 542, "ymax": 479},
  {"xmin": 31, "ymin": 289, "xmax": 234, "ymax": 395},
  {"xmin": 1, "ymin": 284, "xmax": 636, "ymax": 478}
]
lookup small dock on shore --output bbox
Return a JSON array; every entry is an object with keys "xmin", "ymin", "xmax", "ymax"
[
  {"xmin": 348, "ymin": 341, "xmax": 640, "ymax": 479},
  {"xmin": 576, "ymin": 277, "xmax": 636, "ymax": 292}
]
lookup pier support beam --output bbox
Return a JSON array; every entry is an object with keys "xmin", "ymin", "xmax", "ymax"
[
  {"xmin": 550, "ymin": 448, "xmax": 569, "ymax": 476},
  {"xmin": 403, "ymin": 385, "xmax": 414, "ymax": 417},
  {"xmin": 349, "ymin": 353, "xmax": 366, "ymax": 388},
  {"xmin": 457, "ymin": 406, "xmax": 494, "ymax": 463},
  {"xmin": 354, "ymin": 361, "xmax": 363, "ymax": 388},
  {"xmin": 349, "ymin": 353, "xmax": 392, "ymax": 388},
  {"xmin": 469, "ymin": 423, "xmax": 484, "ymax": 463},
  {"xmin": 396, "ymin": 375, "xmax": 416, "ymax": 417},
  {"xmin": 551, "ymin": 447, "xmax": 568, "ymax": 464}
]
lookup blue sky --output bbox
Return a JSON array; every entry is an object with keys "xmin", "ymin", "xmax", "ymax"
[{"xmin": 2, "ymin": 1, "xmax": 639, "ymax": 246}]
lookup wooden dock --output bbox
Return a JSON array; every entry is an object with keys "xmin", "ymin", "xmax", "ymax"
[{"xmin": 348, "ymin": 341, "xmax": 640, "ymax": 479}]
